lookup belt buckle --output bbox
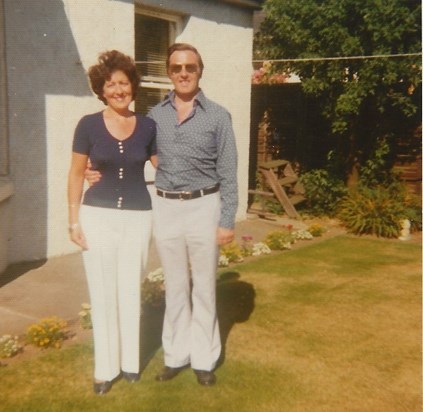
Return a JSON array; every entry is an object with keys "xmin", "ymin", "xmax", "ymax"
[{"xmin": 179, "ymin": 191, "xmax": 191, "ymax": 201}]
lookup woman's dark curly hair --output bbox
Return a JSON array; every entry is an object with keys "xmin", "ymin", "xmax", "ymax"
[{"xmin": 88, "ymin": 50, "xmax": 140, "ymax": 105}]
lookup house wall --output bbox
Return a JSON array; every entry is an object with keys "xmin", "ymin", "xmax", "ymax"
[
  {"xmin": 4, "ymin": 0, "xmax": 134, "ymax": 263},
  {"xmin": 3, "ymin": 0, "xmax": 255, "ymax": 267},
  {"xmin": 0, "ymin": 0, "xmax": 13, "ymax": 273}
]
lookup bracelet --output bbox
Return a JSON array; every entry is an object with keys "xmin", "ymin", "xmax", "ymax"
[
  {"xmin": 68, "ymin": 204, "xmax": 79, "ymax": 208},
  {"xmin": 68, "ymin": 223, "xmax": 80, "ymax": 232}
]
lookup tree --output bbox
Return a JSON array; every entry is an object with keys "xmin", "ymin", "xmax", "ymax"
[{"xmin": 255, "ymin": 0, "xmax": 421, "ymax": 187}]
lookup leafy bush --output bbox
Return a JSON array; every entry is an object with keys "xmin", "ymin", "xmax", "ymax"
[
  {"xmin": 307, "ymin": 223, "xmax": 326, "ymax": 237},
  {"xmin": 337, "ymin": 184, "xmax": 411, "ymax": 238},
  {"xmin": 359, "ymin": 137, "xmax": 397, "ymax": 187},
  {"xmin": 403, "ymin": 194, "xmax": 422, "ymax": 232},
  {"xmin": 26, "ymin": 317, "xmax": 69, "ymax": 349},
  {"xmin": 264, "ymin": 229, "xmax": 294, "ymax": 250},
  {"xmin": 220, "ymin": 241, "xmax": 244, "ymax": 263},
  {"xmin": 300, "ymin": 169, "xmax": 347, "ymax": 216}
]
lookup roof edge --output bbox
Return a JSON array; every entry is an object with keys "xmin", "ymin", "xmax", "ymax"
[{"xmin": 219, "ymin": 0, "xmax": 263, "ymax": 10}]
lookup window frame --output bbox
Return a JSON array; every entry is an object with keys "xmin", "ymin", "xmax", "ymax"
[{"xmin": 135, "ymin": 6, "xmax": 183, "ymax": 91}]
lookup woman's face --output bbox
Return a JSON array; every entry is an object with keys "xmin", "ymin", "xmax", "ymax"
[{"xmin": 102, "ymin": 70, "xmax": 133, "ymax": 111}]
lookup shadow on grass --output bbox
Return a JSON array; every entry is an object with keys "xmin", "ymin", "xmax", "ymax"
[
  {"xmin": 138, "ymin": 271, "xmax": 255, "ymax": 373},
  {"xmin": 216, "ymin": 271, "xmax": 256, "ymax": 369}
]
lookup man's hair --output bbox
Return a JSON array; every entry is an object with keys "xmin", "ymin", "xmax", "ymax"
[
  {"xmin": 166, "ymin": 43, "xmax": 204, "ymax": 75},
  {"xmin": 88, "ymin": 50, "xmax": 140, "ymax": 105}
]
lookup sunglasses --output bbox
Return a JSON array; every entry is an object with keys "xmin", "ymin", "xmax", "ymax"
[{"xmin": 169, "ymin": 64, "xmax": 199, "ymax": 74}]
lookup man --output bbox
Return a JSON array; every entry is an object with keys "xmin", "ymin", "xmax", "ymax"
[
  {"xmin": 150, "ymin": 43, "xmax": 237, "ymax": 386},
  {"xmin": 87, "ymin": 43, "xmax": 238, "ymax": 386}
]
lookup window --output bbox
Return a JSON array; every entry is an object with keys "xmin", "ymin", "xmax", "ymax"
[
  {"xmin": 135, "ymin": 8, "xmax": 182, "ymax": 114},
  {"xmin": 0, "ymin": 0, "xmax": 8, "ymax": 175}
]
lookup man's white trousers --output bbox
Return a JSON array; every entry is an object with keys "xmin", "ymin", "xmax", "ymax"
[{"xmin": 152, "ymin": 192, "xmax": 221, "ymax": 371}]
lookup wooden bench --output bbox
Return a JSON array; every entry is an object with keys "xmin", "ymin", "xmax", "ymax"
[{"xmin": 248, "ymin": 160, "xmax": 306, "ymax": 219}]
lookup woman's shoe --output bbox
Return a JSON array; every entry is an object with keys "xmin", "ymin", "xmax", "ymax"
[
  {"xmin": 122, "ymin": 371, "xmax": 140, "ymax": 383},
  {"xmin": 93, "ymin": 380, "xmax": 112, "ymax": 395}
]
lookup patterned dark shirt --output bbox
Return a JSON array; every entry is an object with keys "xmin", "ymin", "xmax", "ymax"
[{"xmin": 148, "ymin": 90, "xmax": 238, "ymax": 228}]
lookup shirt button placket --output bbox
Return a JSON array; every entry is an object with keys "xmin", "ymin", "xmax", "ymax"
[{"xmin": 117, "ymin": 141, "xmax": 124, "ymax": 208}]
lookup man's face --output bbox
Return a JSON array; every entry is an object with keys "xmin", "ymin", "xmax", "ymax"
[{"xmin": 167, "ymin": 50, "xmax": 202, "ymax": 99}]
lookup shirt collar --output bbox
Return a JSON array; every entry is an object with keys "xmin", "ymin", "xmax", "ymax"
[{"xmin": 162, "ymin": 89, "xmax": 207, "ymax": 111}]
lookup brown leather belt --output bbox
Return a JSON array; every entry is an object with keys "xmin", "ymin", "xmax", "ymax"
[{"xmin": 156, "ymin": 184, "xmax": 219, "ymax": 200}]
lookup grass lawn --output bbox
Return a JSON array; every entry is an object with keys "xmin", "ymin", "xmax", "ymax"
[{"xmin": 1, "ymin": 235, "xmax": 421, "ymax": 411}]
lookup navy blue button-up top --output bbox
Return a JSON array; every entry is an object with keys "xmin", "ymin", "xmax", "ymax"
[{"xmin": 72, "ymin": 111, "xmax": 157, "ymax": 210}]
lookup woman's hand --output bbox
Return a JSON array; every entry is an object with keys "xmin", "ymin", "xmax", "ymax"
[{"xmin": 69, "ymin": 224, "xmax": 88, "ymax": 250}]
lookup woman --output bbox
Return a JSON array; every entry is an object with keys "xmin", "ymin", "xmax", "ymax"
[{"xmin": 67, "ymin": 50, "xmax": 157, "ymax": 395}]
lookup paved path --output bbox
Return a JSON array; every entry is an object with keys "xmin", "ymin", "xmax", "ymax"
[{"xmin": 0, "ymin": 215, "xmax": 315, "ymax": 336}]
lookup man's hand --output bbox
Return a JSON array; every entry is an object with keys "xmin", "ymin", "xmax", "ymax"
[
  {"xmin": 84, "ymin": 160, "xmax": 102, "ymax": 187},
  {"xmin": 216, "ymin": 227, "xmax": 235, "ymax": 246}
]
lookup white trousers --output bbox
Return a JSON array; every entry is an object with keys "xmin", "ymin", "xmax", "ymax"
[
  {"xmin": 152, "ymin": 192, "xmax": 221, "ymax": 371},
  {"xmin": 80, "ymin": 205, "xmax": 152, "ymax": 381}
]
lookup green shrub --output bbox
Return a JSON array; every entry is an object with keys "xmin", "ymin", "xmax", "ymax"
[
  {"xmin": 300, "ymin": 169, "xmax": 347, "ymax": 216},
  {"xmin": 359, "ymin": 137, "xmax": 397, "ymax": 187},
  {"xmin": 403, "ymin": 194, "xmax": 422, "ymax": 232},
  {"xmin": 307, "ymin": 223, "xmax": 326, "ymax": 237},
  {"xmin": 220, "ymin": 241, "xmax": 244, "ymax": 263},
  {"xmin": 337, "ymin": 184, "xmax": 409, "ymax": 238},
  {"xmin": 264, "ymin": 229, "xmax": 294, "ymax": 250}
]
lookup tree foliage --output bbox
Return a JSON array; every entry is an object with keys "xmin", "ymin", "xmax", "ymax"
[{"xmin": 255, "ymin": 0, "xmax": 421, "ymax": 185}]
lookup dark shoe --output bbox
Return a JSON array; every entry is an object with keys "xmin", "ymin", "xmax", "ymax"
[
  {"xmin": 155, "ymin": 366, "xmax": 186, "ymax": 382},
  {"xmin": 122, "ymin": 372, "xmax": 140, "ymax": 383},
  {"xmin": 194, "ymin": 370, "xmax": 216, "ymax": 386},
  {"xmin": 93, "ymin": 380, "xmax": 112, "ymax": 395}
]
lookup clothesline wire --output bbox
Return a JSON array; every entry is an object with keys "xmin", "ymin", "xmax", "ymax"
[
  {"xmin": 253, "ymin": 52, "xmax": 422, "ymax": 63},
  {"xmin": 135, "ymin": 52, "xmax": 421, "ymax": 65}
]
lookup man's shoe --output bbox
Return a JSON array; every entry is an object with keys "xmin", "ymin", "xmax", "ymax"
[
  {"xmin": 155, "ymin": 366, "xmax": 186, "ymax": 382},
  {"xmin": 122, "ymin": 372, "xmax": 140, "ymax": 383},
  {"xmin": 194, "ymin": 370, "xmax": 216, "ymax": 386},
  {"xmin": 93, "ymin": 380, "xmax": 112, "ymax": 395}
]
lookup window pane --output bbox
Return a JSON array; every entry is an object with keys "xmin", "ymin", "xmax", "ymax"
[
  {"xmin": 135, "ymin": 13, "xmax": 168, "ymax": 78},
  {"xmin": 135, "ymin": 11, "xmax": 178, "ymax": 114}
]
